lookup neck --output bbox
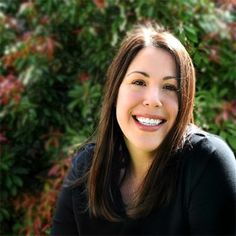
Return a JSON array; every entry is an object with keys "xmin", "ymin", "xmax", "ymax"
[
  {"xmin": 125, "ymin": 143, "xmax": 155, "ymax": 180},
  {"xmin": 120, "ymin": 151, "xmax": 153, "ymax": 206},
  {"xmin": 120, "ymin": 140, "xmax": 156, "ymax": 205},
  {"xmin": 129, "ymin": 156, "xmax": 152, "ymax": 181}
]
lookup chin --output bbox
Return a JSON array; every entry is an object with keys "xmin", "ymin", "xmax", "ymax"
[{"xmin": 133, "ymin": 142, "xmax": 161, "ymax": 155}]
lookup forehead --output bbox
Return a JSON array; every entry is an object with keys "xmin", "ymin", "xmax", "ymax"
[{"xmin": 125, "ymin": 46, "xmax": 177, "ymax": 78}]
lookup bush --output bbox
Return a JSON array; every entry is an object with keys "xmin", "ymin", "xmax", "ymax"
[{"xmin": 0, "ymin": 0, "xmax": 235, "ymax": 234}]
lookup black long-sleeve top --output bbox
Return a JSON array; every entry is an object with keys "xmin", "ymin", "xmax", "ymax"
[{"xmin": 51, "ymin": 132, "xmax": 236, "ymax": 235}]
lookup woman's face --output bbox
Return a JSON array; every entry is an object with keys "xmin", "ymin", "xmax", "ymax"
[{"xmin": 116, "ymin": 46, "xmax": 179, "ymax": 158}]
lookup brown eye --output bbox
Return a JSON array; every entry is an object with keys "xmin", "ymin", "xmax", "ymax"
[
  {"xmin": 132, "ymin": 80, "xmax": 146, "ymax": 86},
  {"xmin": 163, "ymin": 84, "xmax": 178, "ymax": 92}
]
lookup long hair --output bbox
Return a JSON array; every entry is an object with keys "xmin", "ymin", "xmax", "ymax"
[{"xmin": 87, "ymin": 21, "xmax": 195, "ymax": 221}]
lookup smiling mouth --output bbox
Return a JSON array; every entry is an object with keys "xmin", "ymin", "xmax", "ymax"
[{"xmin": 133, "ymin": 116, "xmax": 166, "ymax": 127}]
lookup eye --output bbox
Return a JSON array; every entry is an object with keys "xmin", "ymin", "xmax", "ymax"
[
  {"xmin": 132, "ymin": 80, "xmax": 146, "ymax": 86},
  {"xmin": 163, "ymin": 84, "xmax": 178, "ymax": 92}
]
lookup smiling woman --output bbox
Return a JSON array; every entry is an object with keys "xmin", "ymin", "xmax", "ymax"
[
  {"xmin": 116, "ymin": 46, "xmax": 179, "ymax": 159},
  {"xmin": 51, "ymin": 21, "xmax": 236, "ymax": 235}
]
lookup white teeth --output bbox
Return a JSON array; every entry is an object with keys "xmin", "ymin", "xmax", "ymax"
[{"xmin": 136, "ymin": 117, "xmax": 163, "ymax": 126}]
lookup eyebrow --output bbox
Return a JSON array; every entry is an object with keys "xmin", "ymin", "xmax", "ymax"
[{"xmin": 126, "ymin": 71, "xmax": 177, "ymax": 80}]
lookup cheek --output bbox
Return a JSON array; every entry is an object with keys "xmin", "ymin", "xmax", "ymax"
[
  {"xmin": 116, "ymin": 89, "xmax": 124, "ymax": 114},
  {"xmin": 116, "ymin": 89, "xmax": 126, "ymax": 123},
  {"xmin": 116, "ymin": 88, "xmax": 140, "ymax": 123},
  {"xmin": 116, "ymin": 98, "xmax": 128, "ymax": 133},
  {"xmin": 116, "ymin": 94, "xmax": 129, "ymax": 121},
  {"xmin": 171, "ymin": 100, "xmax": 179, "ymax": 121},
  {"xmin": 163, "ymin": 95, "xmax": 179, "ymax": 119},
  {"xmin": 116, "ymin": 87, "xmax": 140, "ymax": 109}
]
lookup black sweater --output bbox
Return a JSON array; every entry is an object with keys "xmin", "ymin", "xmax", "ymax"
[{"xmin": 51, "ymin": 132, "xmax": 236, "ymax": 235}]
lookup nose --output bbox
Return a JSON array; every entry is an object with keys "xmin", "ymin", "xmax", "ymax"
[{"xmin": 143, "ymin": 88, "xmax": 163, "ymax": 107}]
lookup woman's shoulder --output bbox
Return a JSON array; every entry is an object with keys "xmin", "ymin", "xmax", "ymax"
[
  {"xmin": 72, "ymin": 143, "xmax": 95, "ymax": 169},
  {"xmin": 64, "ymin": 143, "xmax": 95, "ymax": 184},
  {"xmin": 178, "ymin": 128, "xmax": 236, "ymax": 235},
  {"xmin": 186, "ymin": 127, "xmax": 235, "ymax": 159},
  {"xmin": 181, "ymin": 127, "xmax": 236, "ymax": 185}
]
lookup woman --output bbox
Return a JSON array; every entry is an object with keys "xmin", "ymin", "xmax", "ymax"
[{"xmin": 51, "ymin": 22, "xmax": 236, "ymax": 235}]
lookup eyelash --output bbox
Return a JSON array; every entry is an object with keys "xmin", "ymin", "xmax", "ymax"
[
  {"xmin": 131, "ymin": 80, "xmax": 178, "ymax": 92},
  {"xmin": 132, "ymin": 80, "xmax": 146, "ymax": 86},
  {"xmin": 163, "ymin": 84, "xmax": 178, "ymax": 92}
]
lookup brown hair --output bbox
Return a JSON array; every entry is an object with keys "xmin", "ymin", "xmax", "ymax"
[{"xmin": 87, "ymin": 21, "xmax": 195, "ymax": 221}]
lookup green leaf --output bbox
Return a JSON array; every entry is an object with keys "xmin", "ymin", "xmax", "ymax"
[
  {"xmin": 0, "ymin": 163, "xmax": 9, "ymax": 171},
  {"xmin": 227, "ymin": 136, "xmax": 236, "ymax": 150},
  {"xmin": 219, "ymin": 131, "xmax": 227, "ymax": 140},
  {"xmin": 12, "ymin": 175, "xmax": 23, "ymax": 187},
  {"xmin": 11, "ymin": 186, "xmax": 17, "ymax": 196},
  {"xmin": 0, "ymin": 208, "xmax": 10, "ymax": 220},
  {"xmin": 5, "ymin": 176, "xmax": 12, "ymax": 189}
]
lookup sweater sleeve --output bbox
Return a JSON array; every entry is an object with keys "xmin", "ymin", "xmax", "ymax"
[
  {"xmin": 187, "ymin": 135, "xmax": 236, "ymax": 235},
  {"xmin": 51, "ymin": 186, "xmax": 79, "ymax": 235},
  {"xmin": 51, "ymin": 144, "xmax": 94, "ymax": 236}
]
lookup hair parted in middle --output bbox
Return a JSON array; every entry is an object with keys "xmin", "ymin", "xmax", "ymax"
[{"xmin": 87, "ymin": 21, "xmax": 196, "ymax": 221}]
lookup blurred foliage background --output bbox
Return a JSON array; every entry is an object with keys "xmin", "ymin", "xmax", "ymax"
[{"xmin": 0, "ymin": 0, "xmax": 235, "ymax": 234}]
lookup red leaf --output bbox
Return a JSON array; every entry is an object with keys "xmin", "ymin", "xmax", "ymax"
[
  {"xmin": 0, "ymin": 74, "xmax": 24, "ymax": 105},
  {"xmin": 215, "ymin": 100, "xmax": 236, "ymax": 124},
  {"xmin": 93, "ymin": 0, "xmax": 105, "ymax": 8},
  {"xmin": 208, "ymin": 46, "xmax": 220, "ymax": 64},
  {"xmin": 40, "ymin": 16, "xmax": 50, "ymax": 25},
  {"xmin": 229, "ymin": 22, "xmax": 236, "ymax": 41},
  {"xmin": 46, "ymin": 37, "xmax": 55, "ymax": 60},
  {"xmin": 79, "ymin": 72, "xmax": 90, "ymax": 83},
  {"xmin": 0, "ymin": 133, "xmax": 8, "ymax": 144},
  {"xmin": 48, "ymin": 164, "xmax": 60, "ymax": 177},
  {"xmin": 73, "ymin": 28, "xmax": 82, "ymax": 35},
  {"xmin": 33, "ymin": 216, "xmax": 42, "ymax": 233}
]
